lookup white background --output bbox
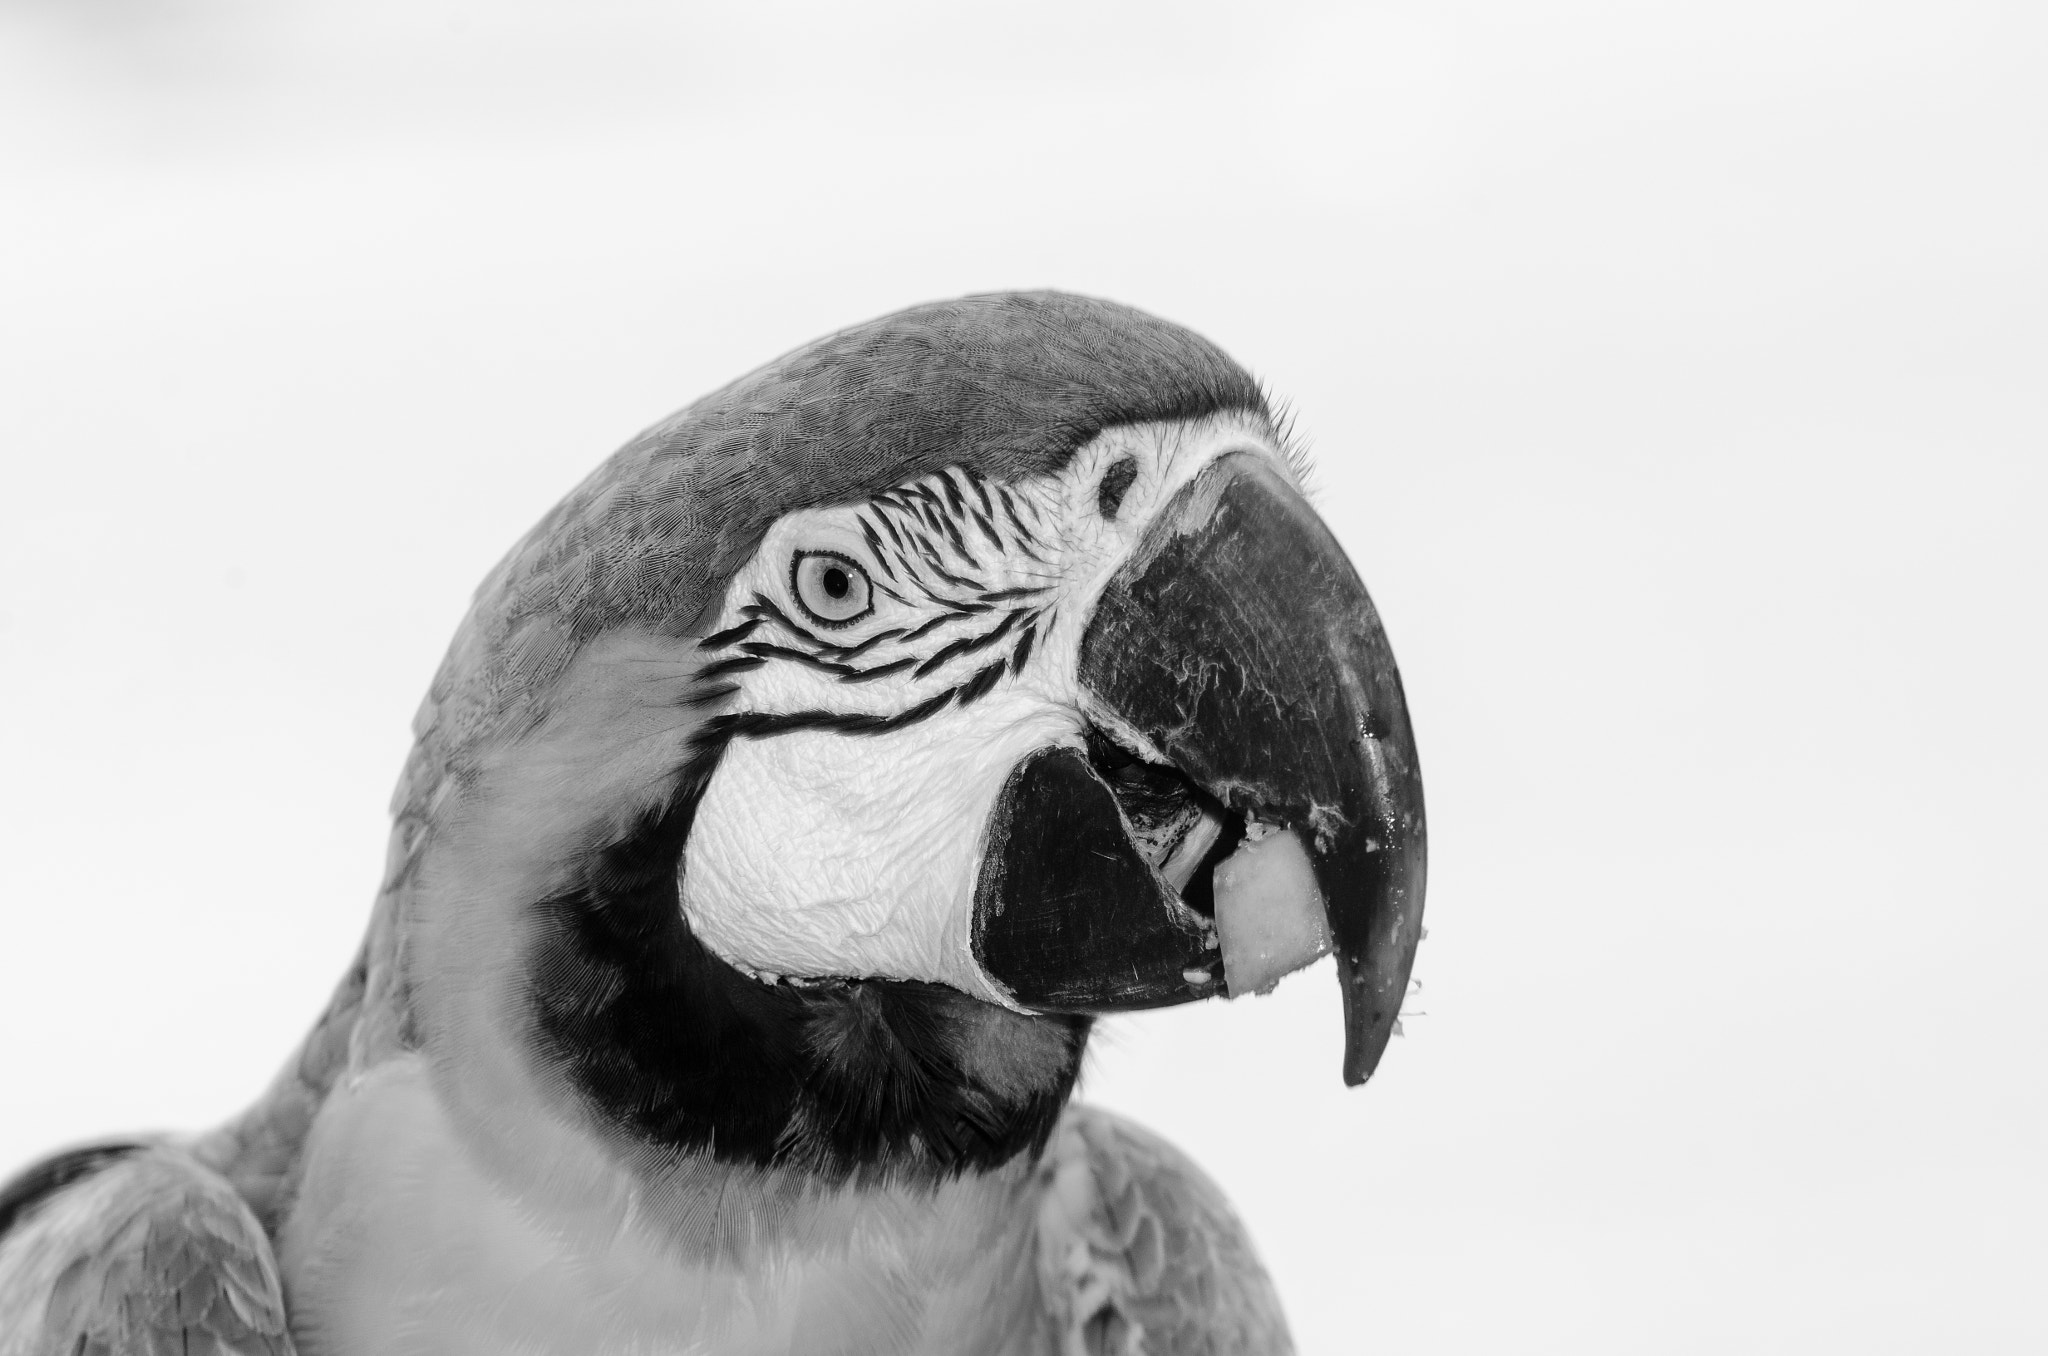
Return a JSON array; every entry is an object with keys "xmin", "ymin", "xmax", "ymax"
[{"xmin": 2, "ymin": 2, "xmax": 2042, "ymax": 1351}]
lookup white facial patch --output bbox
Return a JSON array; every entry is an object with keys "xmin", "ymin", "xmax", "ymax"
[
  {"xmin": 678, "ymin": 412, "xmax": 1302, "ymax": 998},
  {"xmin": 682, "ymin": 691, "xmax": 1077, "ymax": 1006}
]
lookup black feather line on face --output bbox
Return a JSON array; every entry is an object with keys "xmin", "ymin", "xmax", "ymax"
[
  {"xmin": 728, "ymin": 610, "xmax": 923, "ymax": 682},
  {"xmin": 996, "ymin": 487, "xmax": 1035, "ymax": 544},
  {"xmin": 738, "ymin": 641, "xmax": 874, "ymax": 678},
  {"xmin": 696, "ymin": 654, "xmax": 769, "ymax": 684},
  {"xmin": 937, "ymin": 513, "xmax": 975, "ymax": 566},
  {"xmin": 734, "ymin": 596, "xmax": 907, "ymax": 665},
  {"xmin": 830, "ymin": 654, "xmax": 919, "ymax": 684},
  {"xmin": 968, "ymin": 504, "xmax": 1002, "ymax": 549},
  {"xmin": 741, "ymin": 597, "xmax": 834, "ymax": 651},
  {"xmin": 904, "ymin": 571, "xmax": 974, "ymax": 611},
  {"xmin": 871, "ymin": 503, "xmax": 908, "ymax": 550},
  {"xmin": 1009, "ymin": 621, "xmax": 1038, "ymax": 675},
  {"xmin": 956, "ymin": 658, "xmax": 1008, "ymax": 707},
  {"xmin": 528, "ymin": 724, "xmax": 1088, "ymax": 1185},
  {"xmin": 926, "ymin": 561, "xmax": 983, "ymax": 592},
  {"xmin": 912, "ymin": 535, "xmax": 950, "ymax": 578},
  {"xmin": 684, "ymin": 680, "xmax": 743, "ymax": 710},
  {"xmin": 856, "ymin": 517, "xmax": 896, "ymax": 581},
  {"xmin": 911, "ymin": 609, "xmax": 1021, "ymax": 679},
  {"xmin": 895, "ymin": 487, "xmax": 979, "ymax": 569},
  {"xmin": 899, "ymin": 611, "xmax": 962, "ymax": 643},
  {"xmin": 965, "ymin": 467, "xmax": 997, "ymax": 520},
  {"xmin": 698, "ymin": 617, "xmax": 763, "ymax": 650},
  {"xmin": 829, "ymin": 627, "xmax": 906, "ymax": 660},
  {"xmin": 709, "ymin": 684, "xmax": 959, "ymax": 738}
]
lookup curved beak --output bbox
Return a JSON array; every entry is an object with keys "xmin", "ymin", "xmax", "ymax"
[{"xmin": 971, "ymin": 451, "xmax": 1426, "ymax": 1085}]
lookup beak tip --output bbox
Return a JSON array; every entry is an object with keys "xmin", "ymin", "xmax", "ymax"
[
  {"xmin": 1341, "ymin": 1020, "xmax": 1392, "ymax": 1087},
  {"xmin": 1336, "ymin": 943, "xmax": 1411, "ymax": 1088}
]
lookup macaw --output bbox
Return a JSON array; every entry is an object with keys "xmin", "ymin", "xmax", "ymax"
[{"xmin": 0, "ymin": 292, "xmax": 1425, "ymax": 1355}]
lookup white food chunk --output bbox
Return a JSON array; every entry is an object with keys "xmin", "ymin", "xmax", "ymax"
[{"xmin": 1213, "ymin": 826, "xmax": 1332, "ymax": 996}]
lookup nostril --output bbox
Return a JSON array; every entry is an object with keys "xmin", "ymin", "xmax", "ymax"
[{"xmin": 1096, "ymin": 457, "xmax": 1138, "ymax": 522}]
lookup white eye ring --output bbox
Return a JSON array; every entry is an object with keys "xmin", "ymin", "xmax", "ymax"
[{"xmin": 790, "ymin": 550, "xmax": 874, "ymax": 628}]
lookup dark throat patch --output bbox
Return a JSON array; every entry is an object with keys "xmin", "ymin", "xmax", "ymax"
[{"xmin": 525, "ymin": 737, "xmax": 1089, "ymax": 1187}]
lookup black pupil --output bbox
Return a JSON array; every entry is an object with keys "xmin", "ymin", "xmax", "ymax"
[{"xmin": 822, "ymin": 567, "xmax": 849, "ymax": 600}]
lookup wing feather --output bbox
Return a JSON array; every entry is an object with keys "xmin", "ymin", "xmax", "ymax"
[
  {"xmin": 1034, "ymin": 1105, "xmax": 1293, "ymax": 1356},
  {"xmin": 0, "ymin": 1142, "xmax": 292, "ymax": 1356}
]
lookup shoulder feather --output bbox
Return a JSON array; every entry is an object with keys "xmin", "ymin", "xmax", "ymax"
[
  {"xmin": 0, "ymin": 1142, "xmax": 292, "ymax": 1356},
  {"xmin": 1034, "ymin": 1105, "xmax": 1292, "ymax": 1356}
]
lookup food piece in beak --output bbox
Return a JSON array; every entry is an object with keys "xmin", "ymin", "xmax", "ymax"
[{"xmin": 1212, "ymin": 824, "xmax": 1332, "ymax": 997}]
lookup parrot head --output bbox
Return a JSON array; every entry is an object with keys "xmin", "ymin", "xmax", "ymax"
[{"xmin": 392, "ymin": 292, "xmax": 1424, "ymax": 1190}]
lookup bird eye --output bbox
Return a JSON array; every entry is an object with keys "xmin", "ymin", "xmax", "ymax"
[{"xmin": 790, "ymin": 551, "xmax": 874, "ymax": 628}]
